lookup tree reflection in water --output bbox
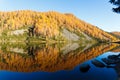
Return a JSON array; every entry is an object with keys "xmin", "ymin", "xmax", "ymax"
[
  {"xmin": 0, "ymin": 42, "xmax": 119, "ymax": 80},
  {"xmin": 0, "ymin": 42, "xmax": 119, "ymax": 73}
]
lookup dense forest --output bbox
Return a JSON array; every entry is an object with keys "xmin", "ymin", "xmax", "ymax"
[{"xmin": 0, "ymin": 10, "xmax": 119, "ymax": 42}]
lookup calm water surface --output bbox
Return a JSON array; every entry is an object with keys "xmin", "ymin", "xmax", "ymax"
[{"xmin": 0, "ymin": 42, "xmax": 120, "ymax": 80}]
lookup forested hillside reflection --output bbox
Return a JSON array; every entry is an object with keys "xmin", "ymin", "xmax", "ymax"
[{"xmin": 0, "ymin": 42, "xmax": 119, "ymax": 72}]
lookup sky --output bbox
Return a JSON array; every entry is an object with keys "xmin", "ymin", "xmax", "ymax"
[{"xmin": 0, "ymin": 0, "xmax": 120, "ymax": 32}]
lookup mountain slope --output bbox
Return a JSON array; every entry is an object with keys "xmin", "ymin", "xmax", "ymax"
[
  {"xmin": 0, "ymin": 10, "xmax": 119, "ymax": 42},
  {"xmin": 111, "ymin": 32, "xmax": 120, "ymax": 38}
]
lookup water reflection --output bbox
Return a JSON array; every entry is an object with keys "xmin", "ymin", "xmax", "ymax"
[
  {"xmin": 79, "ymin": 52, "xmax": 120, "ymax": 80},
  {"xmin": 0, "ymin": 42, "xmax": 119, "ymax": 80}
]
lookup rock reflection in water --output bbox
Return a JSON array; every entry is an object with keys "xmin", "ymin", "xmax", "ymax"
[{"xmin": 79, "ymin": 51, "xmax": 120, "ymax": 80}]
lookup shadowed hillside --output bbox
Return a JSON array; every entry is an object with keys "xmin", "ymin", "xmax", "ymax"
[{"xmin": 111, "ymin": 32, "xmax": 120, "ymax": 38}]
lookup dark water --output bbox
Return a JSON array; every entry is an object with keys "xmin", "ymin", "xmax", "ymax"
[{"xmin": 0, "ymin": 42, "xmax": 120, "ymax": 80}]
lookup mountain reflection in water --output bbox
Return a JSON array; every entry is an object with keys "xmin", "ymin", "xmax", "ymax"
[{"xmin": 0, "ymin": 42, "xmax": 120, "ymax": 80}]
